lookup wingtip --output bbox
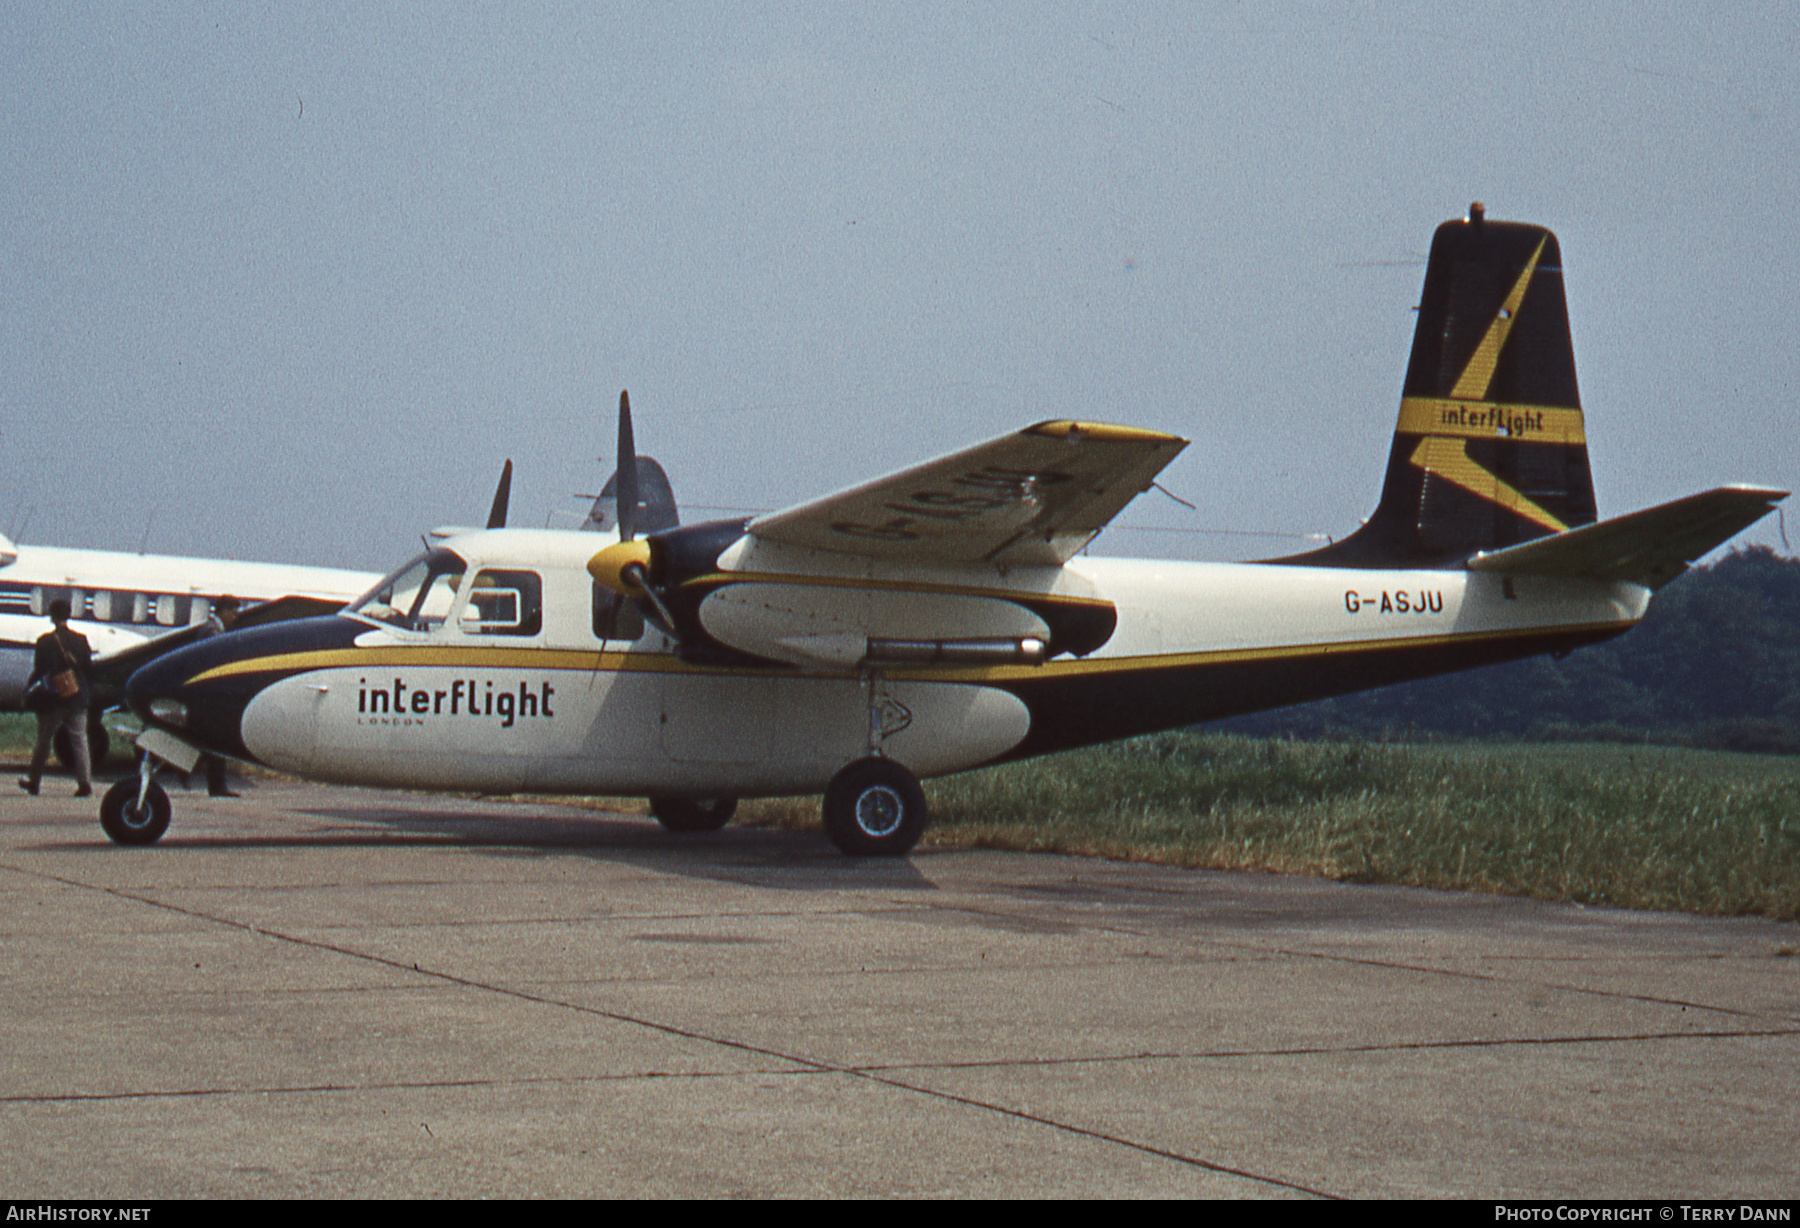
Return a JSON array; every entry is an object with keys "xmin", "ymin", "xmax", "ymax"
[{"xmin": 1023, "ymin": 420, "xmax": 1187, "ymax": 445}]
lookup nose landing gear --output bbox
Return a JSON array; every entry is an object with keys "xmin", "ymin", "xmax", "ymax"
[{"xmin": 99, "ymin": 773, "xmax": 171, "ymax": 846}]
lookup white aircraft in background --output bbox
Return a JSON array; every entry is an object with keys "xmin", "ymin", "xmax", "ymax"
[
  {"xmin": 110, "ymin": 208, "xmax": 1786, "ymax": 856},
  {"xmin": 0, "ymin": 463, "xmax": 535, "ymax": 763},
  {"xmin": 0, "ymin": 537, "xmax": 378, "ymax": 760}
]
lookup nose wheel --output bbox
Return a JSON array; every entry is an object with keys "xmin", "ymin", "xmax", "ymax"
[
  {"xmin": 822, "ymin": 757, "xmax": 927, "ymax": 857},
  {"xmin": 99, "ymin": 778, "xmax": 171, "ymax": 846}
]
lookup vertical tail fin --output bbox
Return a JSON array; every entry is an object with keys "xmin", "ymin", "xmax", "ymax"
[{"xmin": 1285, "ymin": 205, "xmax": 1597, "ymax": 568}]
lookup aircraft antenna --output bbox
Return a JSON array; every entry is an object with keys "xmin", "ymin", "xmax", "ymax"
[{"xmin": 1150, "ymin": 481, "xmax": 1197, "ymax": 511}]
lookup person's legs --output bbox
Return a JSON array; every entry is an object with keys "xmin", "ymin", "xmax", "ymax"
[
  {"xmin": 65, "ymin": 706, "xmax": 91, "ymax": 795},
  {"xmin": 23, "ymin": 707, "xmax": 56, "ymax": 793}
]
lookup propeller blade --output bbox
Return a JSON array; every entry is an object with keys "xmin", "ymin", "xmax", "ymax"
[
  {"xmin": 617, "ymin": 390, "xmax": 639, "ymax": 541},
  {"xmin": 485, "ymin": 459, "xmax": 513, "ymax": 530}
]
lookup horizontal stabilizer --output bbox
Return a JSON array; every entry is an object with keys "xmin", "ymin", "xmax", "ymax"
[{"xmin": 1465, "ymin": 485, "xmax": 1787, "ymax": 589}]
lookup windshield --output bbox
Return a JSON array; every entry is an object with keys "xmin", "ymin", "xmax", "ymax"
[{"xmin": 350, "ymin": 549, "xmax": 468, "ymax": 632}]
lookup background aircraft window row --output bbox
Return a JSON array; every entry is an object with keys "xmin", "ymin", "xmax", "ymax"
[{"xmin": 4, "ymin": 583, "xmax": 215, "ymax": 628}]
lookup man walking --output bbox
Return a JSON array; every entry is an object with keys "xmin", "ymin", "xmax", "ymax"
[{"xmin": 20, "ymin": 598, "xmax": 93, "ymax": 797}]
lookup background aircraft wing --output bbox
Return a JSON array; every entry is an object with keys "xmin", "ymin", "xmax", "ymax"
[
  {"xmin": 1465, "ymin": 485, "xmax": 1788, "ymax": 589},
  {"xmin": 747, "ymin": 420, "xmax": 1188, "ymax": 566}
]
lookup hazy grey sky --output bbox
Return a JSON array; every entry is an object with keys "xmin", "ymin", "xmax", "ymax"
[{"xmin": 3, "ymin": 2, "xmax": 1795, "ymax": 570}]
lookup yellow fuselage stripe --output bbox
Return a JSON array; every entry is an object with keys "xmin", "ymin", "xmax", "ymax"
[{"xmin": 186, "ymin": 619, "xmax": 1632, "ymax": 687}]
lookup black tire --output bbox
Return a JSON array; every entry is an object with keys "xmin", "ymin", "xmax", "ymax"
[
  {"xmin": 822, "ymin": 758, "xmax": 927, "ymax": 857},
  {"xmin": 650, "ymin": 796, "xmax": 738, "ymax": 833},
  {"xmin": 99, "ymin": 779, "xmax": 171, "ymax": 846}
]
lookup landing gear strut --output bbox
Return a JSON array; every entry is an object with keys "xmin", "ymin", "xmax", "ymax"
[{"xmin": 819, "ymin": 668, "xmax": 928, "ymax": 856}]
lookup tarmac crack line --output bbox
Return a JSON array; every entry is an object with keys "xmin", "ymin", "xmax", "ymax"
[
  {"xmin": 1233, "ymin": 941, "xmax": 1794, "ymax": 1023},
  {"xmin": 0, "ymin": 1066, "xmax": 820, "ymax": 1105},
  {"xmin": 845, "ymin": 1026, "xmax": 1800, "ymax": 1073},
  {"xmin": 13, "ymin": 868, "xmax": 1333, "ymax": 1199},
  {"xmin": 914, "ymin": 899, "xmax": 1794, "ymax": 1024}
]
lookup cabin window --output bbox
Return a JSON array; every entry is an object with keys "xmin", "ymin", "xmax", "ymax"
[
  {"xmin": 592, "ymin": 583, "xmax": 646, "ymax": 642},
  {"xmin": 461, "ymin": 569, "xmax": 542, "ymax": 636},
  {"xmin": 153, "ymin": 594, "xmax": 191, "ymax": 626},
  {"xmin": 352, "ymin": 549, "xmax": 468, "ymax": 632}
]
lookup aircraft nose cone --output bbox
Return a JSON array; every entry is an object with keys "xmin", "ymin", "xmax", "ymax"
[
  {"xmin": 122, "ymin": 613, "xmax": 360, "ymax": 761},
  {"xmin": 125, "ymin": 649, "xmax": 194, "ymax": 723}
]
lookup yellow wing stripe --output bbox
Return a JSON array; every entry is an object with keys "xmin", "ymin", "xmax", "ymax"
[
  {"xmin": 1449, "ymin": 234, "xmax": 1547, "ymax": 401},
  {"xmin": 1397, "ymin": 397, "xmax": 1586, "ymax": 444},
  {"xmin": 1409, "ymin": 437, "xmax": 1569, "ymax": 533},
  {"xmin": 1023, "ymin": 420, "xmax": 1184, "ymax": 444}
]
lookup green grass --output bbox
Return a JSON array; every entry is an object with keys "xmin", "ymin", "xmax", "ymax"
[
  {"xmin": 741, "ymin": 734, "xmax": 1800, "ymax": 920},
  {"xmin": 0, "ymin": 713, "xmax": 138, "ymax": 763},
  {"xmin": 0, "ymin": 714, "xmax": 38, "ymax": 755},
  {"xmin": 17, "ymin": 711, "xmax": 1792, "ymax": 918}
]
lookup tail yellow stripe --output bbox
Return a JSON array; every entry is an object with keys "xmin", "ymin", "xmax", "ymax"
[
  {"xmin": 1409, "ymin": 437, "xmax": 1569, "ymax": 533},
  {"xmin": 1449, "ymin": 235, "xmax": 1548, "ymax": 402},
  {"xmin": 1397, "ymin": 397, "xmax": 1586, "ymax": 444}
]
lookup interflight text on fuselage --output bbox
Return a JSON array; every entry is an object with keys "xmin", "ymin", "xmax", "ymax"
[{"xmin": 356, "ymin": 677, "xmax": 556, "ymax": 728}]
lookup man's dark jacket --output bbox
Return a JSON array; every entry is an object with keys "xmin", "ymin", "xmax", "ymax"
[{"xmin": 30, "ymin": 626, "xmax": 92, "ymax": 707}]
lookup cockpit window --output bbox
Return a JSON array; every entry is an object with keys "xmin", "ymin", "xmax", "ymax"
[
  {"xmin": 461, "ymin": 570, "xmax": 542, "ymax": 636},
  {"xmin": 351, "ymin": 550, "xmax": 468, "ymax": 632}
]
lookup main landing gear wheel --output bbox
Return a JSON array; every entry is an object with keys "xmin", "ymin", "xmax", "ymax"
[
  {"xmin": 822, "ymin": 757, "xmax": 927, "ymax": 857},
  {"xmin": 650, "ymin": 796, "xmax": 738, "ymax": 833},
  {"xmin": 99, "ymin": 779, "xmax": 171, "ymax": 846}
]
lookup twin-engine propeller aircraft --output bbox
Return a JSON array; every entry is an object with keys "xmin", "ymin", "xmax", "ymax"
[{"xmin": 110, "ymin": 208, "xmax": 1786, "ymax": 856}]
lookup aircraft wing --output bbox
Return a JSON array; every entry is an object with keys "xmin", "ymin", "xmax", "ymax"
[
  {"xmin": 747, "ymin": 420, "xmax": 1188, "ymax": 567},
  {"xmin": 1466, "ymin": 485, "xmax": 1788, "ymax": 589}
]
